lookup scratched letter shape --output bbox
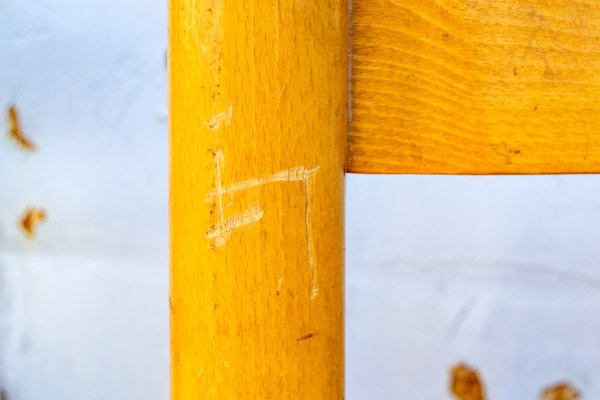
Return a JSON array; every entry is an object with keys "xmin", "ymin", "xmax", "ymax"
[{"xmin": 205, "ymin": 149, "xmax": 321, "ymax": 299}]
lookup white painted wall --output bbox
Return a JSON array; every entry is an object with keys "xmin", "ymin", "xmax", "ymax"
[
  {"xmin": 1, "ymin": 1, "xmax": 599, "ymax": 400},
  {"xmin": 0, "ymin": 1, "xmax": 169, "ymax": 399},
  {"xmin": 346, "ymin": 175, "xmax": 600, "ymax": 399}
]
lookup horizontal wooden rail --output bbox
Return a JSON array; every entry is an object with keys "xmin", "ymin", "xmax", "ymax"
[{"xmin": 350, "ymin": 0, "xmax": 600, "ymax": 174}]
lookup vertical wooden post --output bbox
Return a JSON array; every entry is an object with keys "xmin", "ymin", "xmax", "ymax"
[{"xmin": 169, "ymin": 1, "xmax": 347, "ymax": 399}]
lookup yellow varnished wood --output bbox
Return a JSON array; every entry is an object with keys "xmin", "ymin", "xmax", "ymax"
[
  {"xmin": 350, "ymin": 0, "xmax": 600, "ymax": 174},
  {"xmin": 170, "ymin": 1, "xmax": 347, "ymax": 399}
]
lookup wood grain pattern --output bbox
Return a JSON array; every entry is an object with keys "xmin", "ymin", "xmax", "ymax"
[
  {"xmin": 170, "ymin": 1, "xmax": 347, "ymax": 399},
  {"xmin": 350, "ymin": 0, "xmax": 600, "ymax": 174}
]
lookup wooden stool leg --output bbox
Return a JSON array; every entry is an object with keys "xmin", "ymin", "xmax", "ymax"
[{"xmin": 169, "ymin": 1, "xmax": 348, "ymax": 398}]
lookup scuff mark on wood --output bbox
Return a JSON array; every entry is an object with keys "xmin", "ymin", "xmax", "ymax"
[{"xmin": 205, "ymin": 103, "xmax": 232, "ymax": 130}]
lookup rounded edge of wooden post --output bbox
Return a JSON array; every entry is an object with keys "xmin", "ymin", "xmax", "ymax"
[{"xmin": 170, "ymin": 1, "xmax": 348, "ymax": 398}]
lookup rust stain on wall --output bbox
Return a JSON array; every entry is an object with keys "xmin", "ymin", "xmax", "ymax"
[
  {"xmin": 540, "ymin": 382, "xmax": 580, "ymax": 400},
  {"xmin": 7, "ymin": 104, "xmax": 36, "ymax": 151},
  {"xmin": 450, "ymin": 363, "xmax": 486, "ymax": 400},
  {"xmin": 449, "ymin": 363, "xmax": 582, "ymax": 400},
  {"xmin": 20, "ymin": 208, "xmax": 47, "ymax": 239}
]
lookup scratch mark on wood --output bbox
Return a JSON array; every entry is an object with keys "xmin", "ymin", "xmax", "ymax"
[
  {"xmin": 205, "ymin": 149, "xmax": 320, "ymax": 299},
  {"xmin": 205, "ymin": 202, "xmax": 264, "ymax": 248},
  {"xmin": 214, "ymin": 149, "xmax": 225, "ymax": 228},
  {"xmin": 495, "ymin": 142, "xmax": 513, "ymax": 164},
  {"xmin": 524, "ymin": 6, "xmax": 567, "ymax": 80},
  {"xmin": 503, "ymin": 143, "xmax": 513, "ymax": 164},
  {"xmin": 205, "ymin": 103, "xmax": 232, "ymax": 130},
  {"xmin": 205, "ymin": 145, "xmax": 261, "ymax": 249},
  {"xmin": 278, "ymin": 84, "xmax": 286, "ymax": 103},
  {"xmin": 205, "ymin": 165, "xmax": 320, "ymax": 199},
  {"xmin": 303, "ymin": 171, "xmax": 318, "ymax": 299}
]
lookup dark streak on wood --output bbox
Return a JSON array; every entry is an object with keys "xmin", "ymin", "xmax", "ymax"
[{"xmin": 296, "ymin": 332, "xmax": 316, "ymax": 342}]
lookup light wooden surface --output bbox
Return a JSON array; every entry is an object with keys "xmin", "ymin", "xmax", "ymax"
[
  {"xmin": 170, "ymin": 1, "xmax": 347, "ymax": 399},
  {"xmin": 350, "ymin": 0, "xmax": 600, "ymax": 174}
]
